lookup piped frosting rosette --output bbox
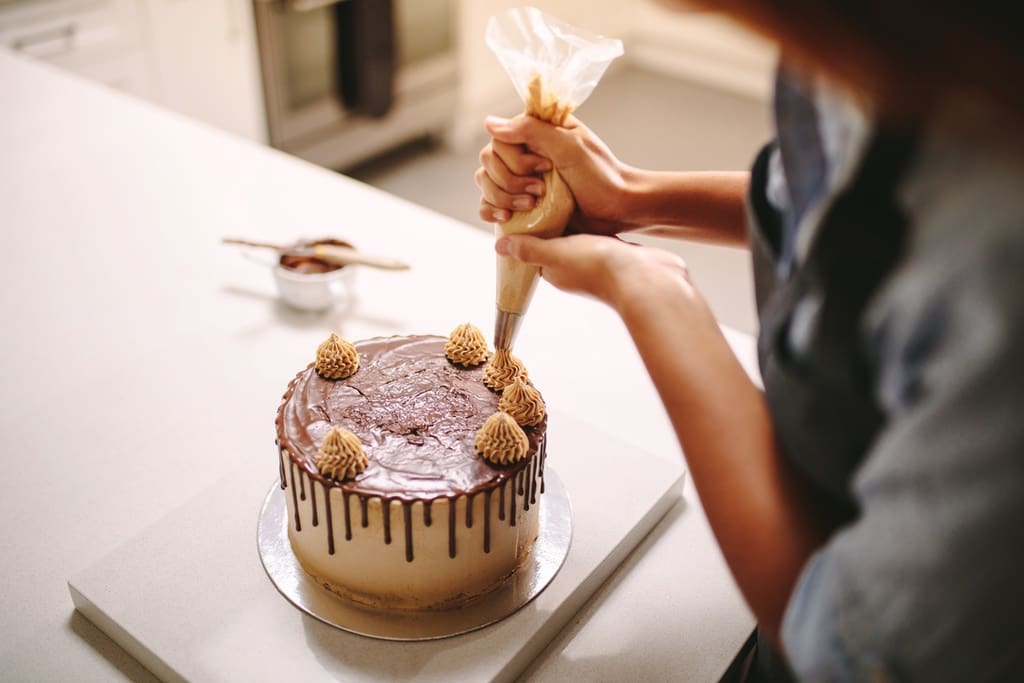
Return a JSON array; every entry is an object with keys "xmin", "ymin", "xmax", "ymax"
[
  {"xmin": 475, "ymin": 411, "xmax": 529, "ymax": 465},
  {"xmin": 316, "ymin": 426, "xmax": 368, "ymax": 481},
  {"xmin": 445, "ymin": 323, "xmax": 490, "ymax": 367},
  {"xmin": 315, "ymin": 333, "xmax": 359, "ymax": 379},
  {"xmin": 498, "ymin": 376, "xmax": 546, "ymax": 427},
  {"xmin": 483, "ymin": 349, "xmax": 529, "ymax": 392}
]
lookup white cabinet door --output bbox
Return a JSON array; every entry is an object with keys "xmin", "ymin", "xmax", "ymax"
[{"xmin": 140, "ymin": 0, "xmax": 266, "ymax": 141}]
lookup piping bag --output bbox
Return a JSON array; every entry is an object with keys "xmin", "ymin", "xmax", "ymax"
[{"xmin": 486, "ymin": 7, "xmax": 623, "ymax": 351}]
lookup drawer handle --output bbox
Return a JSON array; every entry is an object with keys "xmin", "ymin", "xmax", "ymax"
[
  {"xmin": 283, "ymin": 0, "xmax": 351, "ymax": 12},
  {"xmin": 13, "ymin": 24, "xmax": 77, "ymax": 59}
]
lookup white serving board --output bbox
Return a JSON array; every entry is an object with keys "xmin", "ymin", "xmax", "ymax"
[{"xmin": 69, "ymin": 409, "xmax": 684, "ymax": 683}]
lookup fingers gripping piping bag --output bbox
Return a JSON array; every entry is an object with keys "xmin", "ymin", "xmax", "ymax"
[{"xmin": 486, "ymin": 7, "xmax": 623, "ymax": 350}]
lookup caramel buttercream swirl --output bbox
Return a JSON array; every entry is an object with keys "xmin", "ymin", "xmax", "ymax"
[
  {"xmin": 498, "ymin": 376, "xmax": 546, "ymax": 427},
  {"xmin": 445, "ymin": 323, "xmax": 489, "ymax": 367},
  {"xmin": 483, "ymin": 349, "xmax": 528, "ymax": 392},
  {"xmin": 475, "ymin": 412, "xmax": 529, "ymax": 465},
  {"xmin": 316, "ymin": 426, "xmax": 368, "ymax": 481},
  {"xmin": 525, "ymin": 74, "xmax": 574, "ymax": 126},
  {"xmin": 316, "ymin": 332, "xmax": 359, "ymax": 379}
]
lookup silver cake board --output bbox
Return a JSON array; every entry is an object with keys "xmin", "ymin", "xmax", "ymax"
[{"xmin": 68, "ymin": 409, "xmax": 684, "ymax": 683}]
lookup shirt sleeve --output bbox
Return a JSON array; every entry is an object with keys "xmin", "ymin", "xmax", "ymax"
[{"xmin": 780, "ymin": 224, "xmax": 1024, "ymax": 682}]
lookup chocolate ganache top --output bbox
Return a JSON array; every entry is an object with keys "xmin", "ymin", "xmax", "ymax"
[{"xmin": 277, "ymin": 335, "xmax": 545, "ymax": 499}]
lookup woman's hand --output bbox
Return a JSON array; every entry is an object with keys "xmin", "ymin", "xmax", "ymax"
[
  {"xmin": 476, "ymin": 115, "xmax": 753, "ymax": 245},
  {"xmin": 476, "ymin": 114, "xmax": 636, "ymax": 235},
  {"xmin": 495, "ymin": 233, "xmax": 694, "ymax": 314}
]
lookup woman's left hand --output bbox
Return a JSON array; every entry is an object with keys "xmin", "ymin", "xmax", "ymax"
[{"xmin": 495, "ymin": 233, "xmax": 694, "ymax": 315}]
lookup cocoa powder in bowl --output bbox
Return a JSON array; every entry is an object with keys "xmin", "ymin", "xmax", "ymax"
[{"xmin": 279, "ymin": 238, "xmax": 354, "ymax": 274}]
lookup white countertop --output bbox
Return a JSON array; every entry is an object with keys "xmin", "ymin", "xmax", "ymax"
[{"xmin": 0, "ymin": 49, "xmax": 754, "ymax": 681}]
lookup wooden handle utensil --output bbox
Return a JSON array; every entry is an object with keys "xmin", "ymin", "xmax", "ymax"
[{"xmin": 222, "ymin": 237, "xmax": 410, "ymax": 271}]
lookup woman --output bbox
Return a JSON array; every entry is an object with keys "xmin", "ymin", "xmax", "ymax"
[{"xmin": 475, "ymin": 2, "xmax": 1024, "ymax": 681}]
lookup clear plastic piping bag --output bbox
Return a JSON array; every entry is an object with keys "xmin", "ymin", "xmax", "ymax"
[{"xmin": 486, "ymin": 7, "xmax": 623, "ymax": 330}]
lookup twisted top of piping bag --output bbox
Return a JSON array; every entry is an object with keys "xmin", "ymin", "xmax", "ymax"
[{"xmin": 485, "ymin": 7, "xmax": 624, "ymax": 119}]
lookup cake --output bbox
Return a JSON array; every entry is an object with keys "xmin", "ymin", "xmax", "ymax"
[{"xmin": 275, "ymin": 329, "xmax": 547, "ymax": 610}]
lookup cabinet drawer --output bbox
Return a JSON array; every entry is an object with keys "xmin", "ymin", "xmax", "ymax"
[{"xmin": 0, "ymin": 0, "xmax": 142, "ymax": 64}]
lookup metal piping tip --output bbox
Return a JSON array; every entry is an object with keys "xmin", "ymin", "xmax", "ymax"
[{"xmin": 493, "ymin": 308, "xmax": 523, "ymax": 351}]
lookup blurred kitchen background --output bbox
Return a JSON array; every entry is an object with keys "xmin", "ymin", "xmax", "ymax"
[{"xmin": 1, "ymin": 0, "xmax": 776, "ymax": 333}]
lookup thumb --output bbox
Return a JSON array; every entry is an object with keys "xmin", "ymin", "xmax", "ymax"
[
  {"xmin": 495, "ymin": 234, "xmax": 554, "ymax": 266},
  {"xmin": 485, "ymin": 114, "xmax": 573, "ymax": 164}
]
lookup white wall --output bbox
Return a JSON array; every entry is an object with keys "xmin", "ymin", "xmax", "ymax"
[
  {"xmin": 628, "ymin": 5, "xmax": 775, "ymax": 101},
  {"xmin": 450, "ymin": 1, "xmax": 775, "ymax": 149}
]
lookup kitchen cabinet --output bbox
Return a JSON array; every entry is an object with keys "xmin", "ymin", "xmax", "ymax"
[
  {"xmin": 0, "ymin": 0, "xmax": 154, "ymax": 97},
  {"xmin": 139, "ymin": 0, "xmax": 265, "ymax": 141},
  {"xmin": 1, "ymin": 0, "xmax": 266, "ymax": 142}
]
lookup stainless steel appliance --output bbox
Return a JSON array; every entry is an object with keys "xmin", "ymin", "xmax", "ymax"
[{"xmin": 252, "ymin": 0, "xmax": 457, "ymax": 170}]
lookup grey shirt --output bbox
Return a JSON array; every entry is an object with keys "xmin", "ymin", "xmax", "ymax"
[{"xmin": 773, "ymin": 86, "xmax": 1024, "ymax": 681}]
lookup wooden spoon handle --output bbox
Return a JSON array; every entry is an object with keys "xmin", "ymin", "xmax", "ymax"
[{"xmin": 312, "ymin": 244, "xmax": 411, "ymax": 271}]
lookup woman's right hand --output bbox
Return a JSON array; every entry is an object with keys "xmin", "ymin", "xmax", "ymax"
[{"xmin": 475, "ymin": 114, "xmax": 636, "ymax": 235}]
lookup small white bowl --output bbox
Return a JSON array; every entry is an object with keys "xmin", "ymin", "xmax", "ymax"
[
  {"xmin": 272, "ymin": 263, "xmax": 355, "ymax": 312},
  {"xmin": 240, "ymin": 239, "xmax": 357, "ymax": 312}
]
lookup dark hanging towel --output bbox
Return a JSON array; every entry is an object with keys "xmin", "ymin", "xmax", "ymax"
[{"xmin": 335, "ymin": 0, "xmax": 395, "ymax": 118}]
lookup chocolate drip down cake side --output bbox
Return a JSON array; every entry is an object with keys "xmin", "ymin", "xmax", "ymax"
[{"xmin": 274, "ymin": 325, "xmax": 549, "ymax": 610}]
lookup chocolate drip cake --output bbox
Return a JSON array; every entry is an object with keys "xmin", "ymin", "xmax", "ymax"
[{"xmin": 275, "ymin": 332, "xmax": 547, "ymax": 610}]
